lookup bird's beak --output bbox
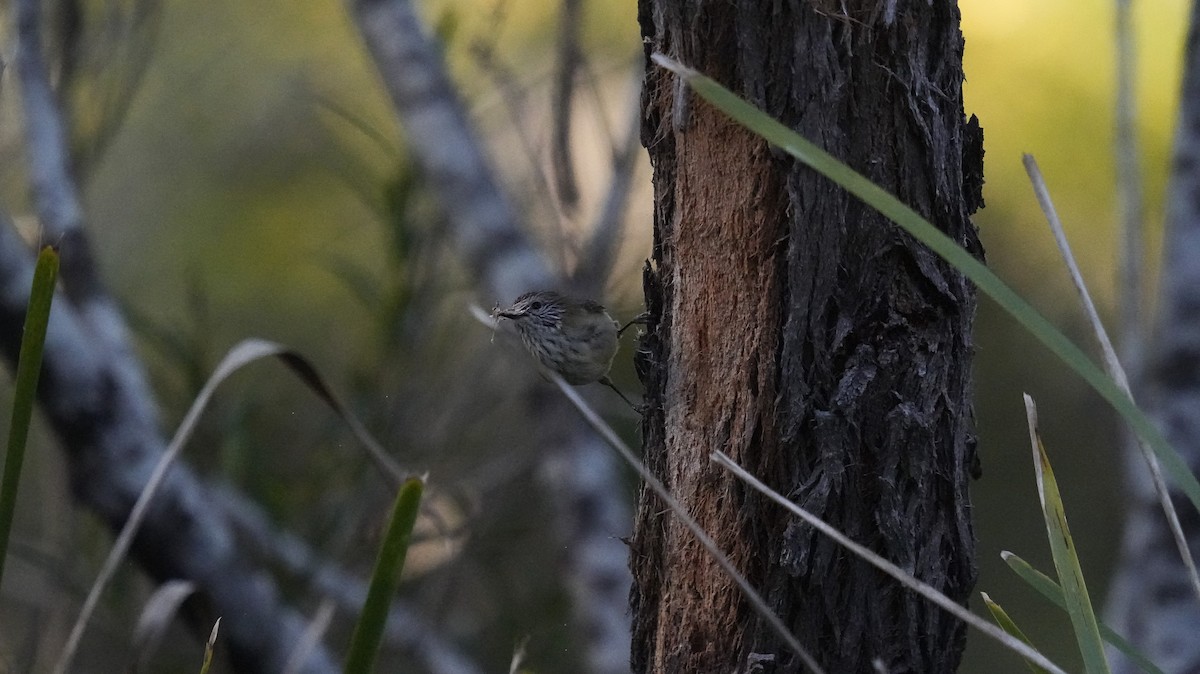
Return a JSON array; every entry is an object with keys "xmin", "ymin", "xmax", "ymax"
[{"xmin": 495, "ymin": 308, "xmax": 520, "ymax": 319}]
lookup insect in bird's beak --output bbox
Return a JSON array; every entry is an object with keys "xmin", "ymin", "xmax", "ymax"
[{"xmin": 489, "ymin": 302, "xmax": 502, "ymax": 343}]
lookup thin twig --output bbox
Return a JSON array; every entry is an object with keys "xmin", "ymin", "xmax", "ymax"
[
  {"xmin": 1023, "ymin": 157, "xmax": 1129, "ymax": 391},
  {"xmin": 1023, "ymin": 154, "xmax": 1200, "ymax": 605},
  {"xmin": 282, "ymin": 600, "xmax": 337, "ymax": 674},
  {"xmin": 55, "ymin": 341, "xmax": 409, "ymax": 673},
  {"xmin": 555, "ymin": 382, "xmax": 823, "ymax": 673},
  {"xmin": 16, "ymin": 2, "xmax": 343, "ymax": 668},
  {"xmin": 552, "ymin": 0, "xmax": 582, "ymax": 213},
  {"xmin": 355, "ymin": 3, "xmax": 636, "ymax": 667},
  {"xmin": 577, "ymin": 74, "xmax": 643, "ymax": 289},
  {"xmin": 469, "ymin": 38, "xmax": 572, "ymax": 273},
  {"xmin": 354, "ymin": 0, "xmax": 552, "ymax": 299},
  {"xmin": 15, "ymin": 0, "xmax": 97, "ymax": 305},
  {"xmin": 15, "ymin": 0, "xmax": 161, "ymax": 432},
  {"xmin": 578, "ymin": 57, "xmax": 622, "ymax": 149},
  {"xmin": 711, "ymin": 451, "xmax": 1069, "ymax": 674},
  {"xmin": 1114, "ymin": 0, "xmax": 1145, "ymax": 380},
  {"xmin": 467, "ymin": 303, "xmax": 825, "ymax": 673}
]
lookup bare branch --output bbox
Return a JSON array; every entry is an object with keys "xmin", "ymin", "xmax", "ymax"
[
  {"xmin": 352, "ymin": 3, "xmax": 636, "ymax": 671},
  {"xmin": 15, "ymin": 0, "xmax": 160, "ymax": 441},
  {"xmin": 552, "ymin": 0, "xmax": 583, "ymax": 212},
  {"xmin": 1106, "ymin": 3, "xmax": 1200, "ymax": 671},
  {"xmin": 576, "ymin": 81, "xmax": 643, "ymax": 289},
  {"xmin": 15, "ymin": 0, "xmax": 99, "ymax": 306},
  {"xmin": 0, "ymin": 215, "xmax": 337, "ymax": 673},
  {"xmin": 1024, "ymin": 156, "xmax": 1200, "ymax": 610},
  {"xmin": 1115, "ymin": 0, "xmax": 1145, "ymax": 381},
  {"xmin": 469, "ymin": 36, "xmax": 570, "ymax": 272},
  {"xmin": 10, "ymin": 2, "xmax": 343, "ymax": 669},
  {"xmin": 352, "ymin": 0, "xmax": 552, "ymax": 300},
  {"xmin": 54, "ymin": 340, "xmax": 413, "ymax": 673},
  {"xmin": 713, "ymin": 450, "xmax": 1066, "ymax": 674}
]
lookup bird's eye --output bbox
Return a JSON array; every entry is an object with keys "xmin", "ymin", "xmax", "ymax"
[{"xmin": 530, "ymin": 301, "xmax": 542, "ymax": 310}]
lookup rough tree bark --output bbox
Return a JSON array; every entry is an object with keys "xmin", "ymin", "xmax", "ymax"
[
  {"xmin": 631, "ymin": 3, "xmax": 984, "ymax": 673},
  {"xmin": 1105, "ymin": 3, "xmax": 1200, "ymax": 671}
]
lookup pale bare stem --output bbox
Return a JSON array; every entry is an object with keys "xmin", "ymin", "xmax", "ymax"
[
  {"xmin": 473, "ymin": 302, "xmax": 813, "ymax": 666},
  {"xmin": 556, "ymin": 384, "xmax": 825, "ymax": 673},
  {"xmin": 577, "ymin": 80, "xmax": 643, "ymax": 289},
  {"xmin": 1023, "ymin": 155, "xmax": 1200, "ymax": 605},
  {"xmin": 282, "ymin": 601, "xmax": 337, "ymax": 674},
  {"xmin": 578, "ymin": 57, "xmax": 622, "ymax": 148},
  {"xmin": 355, "ymin": 1, "xmax": 634, "ymax": 668},
  {"xmin": 56, "ymin": 343, "xmax": 300, "ymax": 672},
  {"xmin": 1023, "ymin": 157, "xmax": 1128, "ymax": 392},
  {"xmin": 354, "ymin": 0, "xmax": 552, "ymax": 299},
  {"xmin": 1107, "ymin": 6, "xmax": 1200, "ymax": 669},
  {"xmin": 15, "ymin": 0, "xmax": 90, "ymax": 296},
  {"xmin": 55, "ymin": 339, "xmax": 416, "ymax": 673},
  {"xmin": 0, "ymin": 217, "xmax": 340, "ymax": 671},
  {"xmin": 710, "ymin": 451, "xmax": 1069, "ymax": 674},
  {"xmin": 470, "ymin": 304, "xmax": 633, "ymax": 674},
  {"xmin": 1115, "ymin": 0, "xmax": 1145, "ymax": 381},
  {"xmin": 456, "ymin": 299, "xmax": 825, "ymax": 673},
  {"xmin": 14, "ymin": 3, "xmax": 337, "ymax": 670},
  {"xmin": 552, "ymin": 0, "xmax": 582, "ymax": 213},
  {"xmin": 15, "ymin": 0, "xmax": 160, "ymax": 430},
  {"xmin": 468, "ymin": 38, "xmax": 570, "ymax": 274}
]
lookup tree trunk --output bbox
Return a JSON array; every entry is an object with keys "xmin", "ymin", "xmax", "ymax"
[{"xmin": 630, "ymin": 3, "xmax": 984, "ymax": 673}]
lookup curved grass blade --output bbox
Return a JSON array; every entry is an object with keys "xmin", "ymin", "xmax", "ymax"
[
  {"xmin": 55, "ymin": 339, "xmax": 409, "ymax": 673},
  {"xmin": 0, "ymin": 245, "xmax": 58, "ymax": 589},
  {"xmin": 1024, "ymin": 155, "xmax": 1200, "ymax": 604},
  {"xmin": 1003, "ymin": 552, "xmax": 1164, "ymax": 674},
  {"xmin": 131, "ymin": 580, "xmax": 197, "ymax": 672},
  {"xmin": 1024, "ymin": 395, "xmax": 1110, "ymax": 674},
  {"xmin": 981, "ymin": 592, "xmax": 1051, "ymax": 674},
  {"xmin": 651, "ymin": 53, "xmax": 1200, "ymax": 516},
  {"xmin": 344, "ymin": 476, "xmax": 424, "ymax": 674}
]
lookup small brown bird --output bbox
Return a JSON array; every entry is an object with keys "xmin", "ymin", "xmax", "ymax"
[{"xmin": 494, "ymin": 290, "xmax": 635, "ymax": 406}]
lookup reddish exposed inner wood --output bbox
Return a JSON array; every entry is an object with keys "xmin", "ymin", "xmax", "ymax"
[{"xmin": 652, "ymin": 96, "xmax": 786, "ymax": 673}]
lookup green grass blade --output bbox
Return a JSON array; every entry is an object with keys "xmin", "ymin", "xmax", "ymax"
[
  {"xmin": 1003, "ymin": 552, "xmax": 1165, "ymax": 674},
  {"xmin": 651, "ymin": 54, "xmax": 1200, "ymax": 515},
  {"xmin": 1024, "ymin": 395, "xmax": 1110, "ymax": 674},
  {"xmin": 344, "ymin": 476, "xmax": 424, "ymax": 673},
  {"xmin": 0, "ymin": 245, "xmax": 58, "ymax": 588},
  {"xmin": 981, "ymin": 591, "xmax": 1051, "ymax": 674}
]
